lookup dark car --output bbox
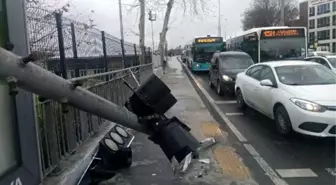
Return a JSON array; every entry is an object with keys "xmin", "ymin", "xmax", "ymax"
[{"xmin": 209, "ymin": 51, "xmax": 254, "ymax": 96}]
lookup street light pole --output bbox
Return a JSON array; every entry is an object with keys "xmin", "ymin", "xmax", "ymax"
[
  {"xmin": 118, "ymin": 0, "xmax": 126, "ymax": 67},
  {"xmin": 218, "ymin": 0, "xmax": 221, "ymax": 37},
  {"xmin": 148, "ymin": 10, "xmax": 156, "ymax": 52},
  {"xmin": 280, "ymin": 0, "xmax": 285, "ymax": 26}
]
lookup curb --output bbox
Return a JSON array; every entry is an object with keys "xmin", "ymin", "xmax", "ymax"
[
  {"xmin": 177, "ymin": 58, "xmax": 248, "ymax": 142},
  {"xmin": 178, "ymin": 57, "xmax": 290, "ymax": 185}
]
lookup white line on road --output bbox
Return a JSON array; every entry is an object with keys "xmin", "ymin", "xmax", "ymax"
[
  {"xmin": 244, "ymin": 144, "xmax": 289, "ymax": 185},
  {"xmin": 276, "ymin": 169, "xmax": 318, "ymax": 178},
  {"xmin": 225, "ymin": 112, "xmax": 244, "ymax": 116},
  {"xmin": 214, "ymin": 100, "xmax": 237, "ymax": 104}
]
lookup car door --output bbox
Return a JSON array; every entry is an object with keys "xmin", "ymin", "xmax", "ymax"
[
  {"xmin": 209, "ymin": 54, "xmax": 217, "ymax": 83},
  {"xmin": 253, "ymin": 66, "xmax": 278, "ymax": 117},
  {"xmin": 242, "ymin": 65, "xmax": 264, "ymax": 107},
  {"xmin": 213, "ymin": 58, "xmax": 220, "ymax": 86}
]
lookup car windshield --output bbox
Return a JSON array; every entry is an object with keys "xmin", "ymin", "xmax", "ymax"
[
  {"xmin": 260, "ymin": 37, "xmax": 306, "ymax": 62},
  {"xmin": 220, "ymin": 56, "xmax": 254, "ymax": 69},
  {"xmin": 326, "ymin": 57, "xmax": 336, "ymax": 68},
  {"xmin": 275, "ymin": 64, "xmax": 336, "ymax": 85}
]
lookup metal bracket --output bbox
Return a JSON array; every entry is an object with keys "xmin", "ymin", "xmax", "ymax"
[
  {"xmin": 128, "ymin": 69, "xmax": 140, "ymax": 87},
  {"xmin": 6, "ymin": 77, "xmax": 18, "ymax": 95}
]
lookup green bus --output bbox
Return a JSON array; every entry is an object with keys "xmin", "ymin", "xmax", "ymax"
[{"xmin": 184, "ymin": 36, "xmax": 226, "ymax": 72}]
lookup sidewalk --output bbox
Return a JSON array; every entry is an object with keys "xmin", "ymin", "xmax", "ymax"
[{"xmin": 102, "ymin": 57, "xmax": 257, "ymax": 185}]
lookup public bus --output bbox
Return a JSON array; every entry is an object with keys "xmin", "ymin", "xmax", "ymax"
[
  {"xmin": 184, "ymin": 36, "xmax": 226, "ymax": 72},
  {"xmin": 226, "ymin": 26, "xmax": 307, "ymax": 63}
]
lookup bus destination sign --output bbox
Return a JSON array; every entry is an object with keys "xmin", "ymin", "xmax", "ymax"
[
  {"xmin": 261, "ymin": 29, "xmax": 305, "ymax": 39},
  {"xmin": 196, "ymin": 37, "xmax": 222, "ymax": 44}
]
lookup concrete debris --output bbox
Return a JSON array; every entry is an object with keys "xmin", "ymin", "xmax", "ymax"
[
  {"xmin": 198, "ymin": 159, "xmax": 210, "ymax": 164},
  {"xmin": 199, "ymin": 137, "xmax": 217, "ymax": 150},
  {"xmin": 182, "ymin": 153, "xmax": 193, "ymax": 172}
]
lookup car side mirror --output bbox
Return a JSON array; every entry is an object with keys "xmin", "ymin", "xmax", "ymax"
[{"xmin": 260, "ymin": 79, "xmax": 274, "ymax": 87}]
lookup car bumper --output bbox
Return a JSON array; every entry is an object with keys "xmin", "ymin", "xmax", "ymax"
[
  {"xmin": 286, "ymin": 103, "xmax": 336, "ymax": 137},
  {"xmin": 220, "ymin": 81, "xmax": 235, "ymax": 92},
  {"xmin": 191, "ymin": 63, "xmax": 210, "ymax": 71}
]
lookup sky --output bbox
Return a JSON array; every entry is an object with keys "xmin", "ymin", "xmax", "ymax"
[{"xmin": 50, "ymin": 0, "xmax": 306, "ymax": 49}]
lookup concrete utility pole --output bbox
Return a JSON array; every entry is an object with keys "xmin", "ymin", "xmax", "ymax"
[
  {"xmin": 148, "ymin": 10, "xmax": 156, "ymax": 52},
  {"xmin": 280, "ymin": 0, "xmax": 285, "ymax": 26},
  {"xmin": 139, "ymin": 0, "xmax": 146, "ymax": 64},
  {"xmin": 118, "ymin": 0, "xmax": 126, "ymax": 67},
  {"xmin": 218, "ymin": 0, "xmax": 221, "ymax": 37}
]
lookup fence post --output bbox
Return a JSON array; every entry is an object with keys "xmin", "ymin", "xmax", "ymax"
[
  {"xmin": 101, "ymin": 31, "xmax": 108, "ymax": 81},
  {"xmin": 120, "ymin": 39, "xmax": 126, "ymax": 68},
  {"xmin": 70, "ymin": 23, "xmax": 79, "ymax": 78},
  {"xmin": 55, "ymin": 12, "xmax": 67, "ymax": 79},
  {"xmin": 133, "ymin": 44, "xmax": 138, "ymax": 66}
]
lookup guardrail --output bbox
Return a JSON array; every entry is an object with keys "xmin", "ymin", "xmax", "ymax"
[{"xmin": 35, "ymin": 63, "xmax": 153, "ymax": 177}]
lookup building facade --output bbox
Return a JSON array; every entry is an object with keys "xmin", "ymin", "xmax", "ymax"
[
  {"xmin": 288, "ymin": 1, "xmax": 309, "ymax": 27},
  {"xmin": 308, "ymin": 0, "xmax": 336, "ymax": 52}
]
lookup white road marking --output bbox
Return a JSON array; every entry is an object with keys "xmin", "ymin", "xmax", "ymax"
[
  {"xmin": 214, "ymin": 100, "xmax": 237, "ymax": 104},
  {"xmin": 326, "ymin": 168, "xmax": 336, "ymax": 176},
  {"xmin": 244, "ymin": 144, "xmax": 289, "ymax": 185},
  {"xmin": 276, "ymin": 169, "xmax": 318, "ymax": 178},
  {"xmin": 225, "ymin": 112, "xmax": 244, "ymax": 116}
]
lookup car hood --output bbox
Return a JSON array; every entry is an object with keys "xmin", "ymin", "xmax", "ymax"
[
  {"xmin": 283, "ymin": 84, "xmax": 336, "ymax": 105},
  {"xmin": 221, "ymin": 69, "xmax": 246, "ymax": 77}
]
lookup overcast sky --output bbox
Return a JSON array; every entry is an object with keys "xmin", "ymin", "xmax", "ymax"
[{"xmin": 53, "ymin": 0, "xmax": 306, "ymax": 49}]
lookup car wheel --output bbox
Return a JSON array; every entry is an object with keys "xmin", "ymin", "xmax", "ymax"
[
  {"xmin": 216, "ymin": 80, "xmax": 223, "ymax": 96},
  {"xmin": 274, "ymin": 105, "xmax": 293, "ymax": 136},
  {"xmin": 209, "ymin": 75, "xmax": 214, "ymax": 88},
  {"xmin": 236, "ymin": 89, "xmax": 246, "ymax": 109}
]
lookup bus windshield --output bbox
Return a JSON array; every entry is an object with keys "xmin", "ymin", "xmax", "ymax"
[
  {"xmin": 260, "ymin": 37, "xmax": 306, "ymax": 62},
  {"xmin": 194, "ymin": 43, "xmax": 224, "ymax": 62}
]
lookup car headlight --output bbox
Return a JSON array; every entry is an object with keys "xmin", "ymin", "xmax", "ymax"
[
  {"xmin": 290, "ymin": 98, "xmax": 326, "ymax": 112},
  {"xmin": 196, "ymin": 64, "xmax": 200, "ymax": 67},
  {"xmin": 222, "ymin": 75, "xmax": 233, "ymax": 81}
]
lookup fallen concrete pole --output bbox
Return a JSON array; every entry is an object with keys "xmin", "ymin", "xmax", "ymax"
[{"xmin": 0, "ymin": 48, "xmax": 150, "ymax": 134}]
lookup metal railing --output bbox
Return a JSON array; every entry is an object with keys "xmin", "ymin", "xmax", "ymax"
[
  {"xmin": 35, "ymin": 63, "xmax": 153, "ymax": 177},
  {"xmin": 26, "ymin": 6, "xmax": 152, "ymax": 76},
  {"xmin": 17, "ymin": 4, "xmax": 156, "ymax": 178}
]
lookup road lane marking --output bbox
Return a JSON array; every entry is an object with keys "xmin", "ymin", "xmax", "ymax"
[
  {"xmin": 276, "ymin": 169, "xmax": 318, "ymax": 178},
  {"xmin": 225, "ymin": 112, "xmax": 244, "ymax": 116},
  {"xmin": 214, "ymin": 100, "xmax": 237, "ymax": 104},
  {"xmin": 244, "ymin": 144, "xmax": 289, "ymax": 185}
]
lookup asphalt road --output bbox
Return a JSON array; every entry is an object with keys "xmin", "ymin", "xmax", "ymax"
[{"xmin": 191, "ymin": 71, "xmax": 336, "ymax": 185}]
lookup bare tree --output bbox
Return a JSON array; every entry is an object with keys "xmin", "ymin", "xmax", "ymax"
[
  {"xmin": 241, "ymin": 0, "xmax": 299, "ymax": 31},
  {"xmin": 144, "ymin": 0, "xmax": 206, "ymax": 66}
]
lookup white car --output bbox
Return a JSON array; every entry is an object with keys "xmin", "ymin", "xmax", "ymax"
[
  {"xmin": 307, "ymin": 51, "xmax": 334, "ymax": 57},
  {"xmin": 305, "ymin": 55, "xmax": 336, "ymax": 74},
  {"xmin": 235, "ymin": 61, "xmax": 336, "ymax": 137}
]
